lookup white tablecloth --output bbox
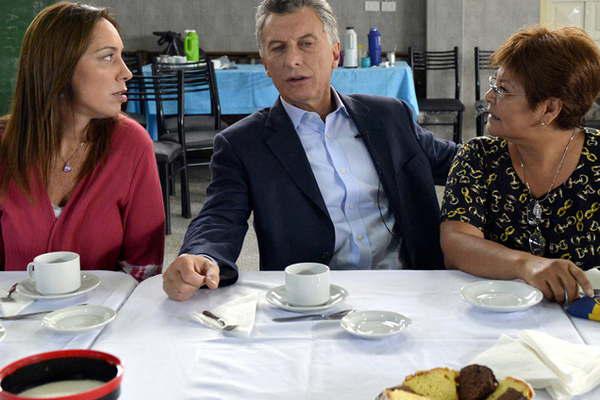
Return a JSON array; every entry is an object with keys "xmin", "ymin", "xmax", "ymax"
[
  {"xmin": 0, "ymin": 271, "xmax": 137, "ymax": 365},
  {"xmin": 92, "ymin": 270, "xmax": 600, "ymax": 400}
]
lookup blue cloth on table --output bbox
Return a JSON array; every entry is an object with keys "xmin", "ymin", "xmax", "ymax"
[
  {"xmin": 128, "ymin": 63, "xmax": 419, "ymax": 140},
  {"xmin": 567, "ymin": 295, "xmax": 600, "ymax": 322}
]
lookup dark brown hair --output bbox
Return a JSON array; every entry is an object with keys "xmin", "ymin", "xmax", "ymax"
[
  {"xmin": 0, "ymin": 1, "xmax": 118, "ymax": 196},
  {"xmin": 492, "ymin": 25, "xmax": 600, "ymax": 129}
]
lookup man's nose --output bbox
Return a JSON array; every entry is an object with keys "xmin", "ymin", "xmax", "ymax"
[{"xmin": 283, "ymin": 45, "xmax": 303, "ymax": 67}]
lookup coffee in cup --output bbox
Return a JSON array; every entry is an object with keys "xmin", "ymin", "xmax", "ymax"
[
  {"xmin": 284, "ymin": 262, "xmax": 330, "ymax": 306},
  {"xmin": 27, "ymin": 251, "xmax": 81, "ymax": 295}
]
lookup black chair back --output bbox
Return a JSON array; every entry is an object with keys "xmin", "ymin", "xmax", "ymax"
[
  {"xmin": 152, "ymin": 50, "xmax": 223, "ymax": 134},
  {"xmin": 409, "ymin": 46, "xmax": 460, "ymax": 100},
  {"xmin": 126, "ymin": 71, "xmax": 187, "ymax": 151},
  {"xmin": 474, "ymin": 47, "xmax": 494, "ymax": 136}
]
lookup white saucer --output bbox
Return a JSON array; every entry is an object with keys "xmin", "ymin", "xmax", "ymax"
[
  {"xmin": 340, "ymin": 310, "xmax": 411, "ymax": 339},
  {"xmin": 16, "ymin": 273, "xmax": 100, "ymax": 300},
  {"xmin": 265, "ymin": 284, "xmax": 348, "ymax": 313},
  {"xmin": 0, "ymin": 323, "xmax": 5, "ymax": 342},
  {"xmin": 461, "ymin": 280, "xmax": 543, "ymax": 312},
  {"xmin": 42, "ymin": 305, "xmax": 115, "ymax": 333}
]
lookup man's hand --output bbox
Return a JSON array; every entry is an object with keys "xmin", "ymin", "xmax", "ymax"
[
  {"xmin": 163, "ymin": 254, "xmax": 220, "ymax": 301},
  {"xmin": 521, "ymin": 258, "xmax": 593, "ymax": 303}
]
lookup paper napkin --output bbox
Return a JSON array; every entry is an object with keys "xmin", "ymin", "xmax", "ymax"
[
  {"xmin": 192, "ymin": 293, "xmax": 258, "ymax": 337},
  {"xmin": 0, "ymin": 287, "xmax": 33, "ymax": 317},
  {"xmin": 471, "ymin": 330, "xmax": 600, "ymax": 400}
]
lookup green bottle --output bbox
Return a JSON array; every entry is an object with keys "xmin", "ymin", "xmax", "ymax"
[{"xmin": 184, "ymin": 29, "xmax": 199, "ymax": 61}]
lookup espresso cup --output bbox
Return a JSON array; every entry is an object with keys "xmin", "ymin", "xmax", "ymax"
[
  {"xmin": 284, "ymin": 262, "xmax": 330, "ymax": 306},
  {"xmin": 26, "ymin": 251, "xmax": 81, "ymax": 295}
]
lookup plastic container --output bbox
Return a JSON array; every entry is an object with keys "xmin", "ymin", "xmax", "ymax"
[
  {"xmin": 184, "ymin": 29, "xmax": 199, "ymax": 62},
  {"xmin": 368, "ymin": 27, "xmax": 382, "ymax": 66},
  {"xmin": 343, "ymin": 27, "xmax": 358, "ymax": 68}
]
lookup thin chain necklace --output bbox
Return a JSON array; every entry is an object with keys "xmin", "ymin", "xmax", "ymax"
[
  {"xmin": 515, "ymin": 128, "xmax": 578, "ymax": 255},
  {"xmin": 60, "ymin": 142, "xmax": 86, "ymax": 173}
]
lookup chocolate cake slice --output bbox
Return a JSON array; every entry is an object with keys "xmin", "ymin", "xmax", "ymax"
[{"xmin": 457, "ymin": 364, "xmax": 498, "ymax": 400}]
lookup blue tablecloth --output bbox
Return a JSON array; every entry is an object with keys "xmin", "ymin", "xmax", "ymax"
[{"xmin": 132, "ymin": 63, "xmax": 419, "ymax": 140}]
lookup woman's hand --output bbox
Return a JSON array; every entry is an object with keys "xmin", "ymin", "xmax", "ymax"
[{"xmin": 521, "ymin": 258, "xmax": 594, "ymax": 303}]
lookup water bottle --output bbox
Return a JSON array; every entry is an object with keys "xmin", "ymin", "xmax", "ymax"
[
  {"xmin": 368, "ymin": 27, "xmax": 382, "ymax": 66},
  {"xmin": 184, "ymin": 29, "xmax": 200, "ymax": 62},
  {"xmin": 343, "ymin": 27, "xmax": 358, "ymax": 68}
]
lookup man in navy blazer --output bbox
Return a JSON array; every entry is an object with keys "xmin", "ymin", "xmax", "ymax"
[{"xmin": 163, "ymin": 0, "xmax": 457, "ymax": 301}]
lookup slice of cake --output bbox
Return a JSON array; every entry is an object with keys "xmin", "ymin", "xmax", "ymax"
[
  {"xmin": 457, "ymin": 364, "xmax": 498, "ymax": 400},
  {"xmin": 485, "ymin": 377, "xmax": 534, "ymax": 400},
  {"xmin": 384, "ymin": 387, "xmax": 432, "ymax": 400},
  {"xmin": 401, "ymin": 367, "xmax": 459, "ymax": 400}
]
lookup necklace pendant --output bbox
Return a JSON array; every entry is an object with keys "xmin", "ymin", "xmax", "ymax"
[
  {"xmin": 63, "ymin": 163, "xmax": 73, "ymax": 173},
  {"xmin": 532, "ymin": 201, "xmax": 543, "ymax": 220}
]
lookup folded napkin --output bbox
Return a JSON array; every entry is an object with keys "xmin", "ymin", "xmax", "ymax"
[
  {"xmin": 0, "ymin": 288, "xmax": 33, "ymax": 317},
  {"xmin": 192, "ymin": 293, "xmax": 258, "ymax": 337},
  {"xmin": 471, "ymin": 330, "xmax": 600, "ymax": 400}
]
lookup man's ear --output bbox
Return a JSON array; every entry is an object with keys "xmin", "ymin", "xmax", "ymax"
[{"xmin": 331, "ymin": 42, "xmax": 341, "ymax": 69}]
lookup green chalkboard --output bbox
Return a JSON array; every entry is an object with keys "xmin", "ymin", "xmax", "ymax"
[{"xmin": 0, "ymin": 0, "xmax": 54, "ymax": 115}]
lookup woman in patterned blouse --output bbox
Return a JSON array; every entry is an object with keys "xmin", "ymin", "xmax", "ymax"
[{"xmin": 441, "ymin": 26, "xmax": 599, "ymax": 303}]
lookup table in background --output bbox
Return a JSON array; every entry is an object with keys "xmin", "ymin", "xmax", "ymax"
[
  {"xmin": 92, "ymin": 270, "xmax": 598, "ymax": 400},
  {"xmin": 134, "ymin": 63, "xmax": 419, "ymax": 140},
  {"xmin": 0, "ymin": 271, "xmax": 137, "ymax": 366}
]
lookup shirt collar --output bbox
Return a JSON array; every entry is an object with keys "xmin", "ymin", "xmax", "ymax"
[{"xmin": 280, "ymin": 88, "xmax": 349, "ymax": 131}]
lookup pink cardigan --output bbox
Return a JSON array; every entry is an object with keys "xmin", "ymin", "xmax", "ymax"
[{"xmin": 0, "ymin": 116, "xmax": 164, "ymax": 280}]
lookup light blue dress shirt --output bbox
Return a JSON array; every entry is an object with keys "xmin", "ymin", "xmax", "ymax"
[{"xmin": 281, "ymin": 90, "xmax": 402, "ymax": 269}]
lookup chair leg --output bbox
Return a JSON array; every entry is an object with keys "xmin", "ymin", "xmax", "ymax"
[
  {"xmin": 169, "ymin": 163, "xmax": 176, "ymax": 196},
  {"xmin": 157, "ymin": 160, "xmax": 172, "ymax": 235},
  {"xmin": 180, "ymin": 159, "xmax": 192, "ymax": 219},
  {"xmin": 454, "ymin": 110, "xmax": 463, "ymax": 144}
]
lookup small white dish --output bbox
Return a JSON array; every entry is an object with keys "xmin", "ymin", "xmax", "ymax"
[
  {"xmin": 0, "ymin": 323, "xmax": 5, "ymax": 342},
  {"xmin": 461, "ymin": 280, "xmax": 543, "ymax": 312},
  {"xmin": 42, "ymin": 305, "xmax": 115, "ymax": 333},
  {"xmin": 265, "ymin": 284, "xmax": 348, "ymax": 313},
  {"xmin": 340, "ymin": 310, "xmax": 410, "ymax": 339},
  {"xmin": 16, "ymin": 273, "xmax": 100, "ymax": 300}
]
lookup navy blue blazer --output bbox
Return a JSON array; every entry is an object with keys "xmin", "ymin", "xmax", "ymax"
[{"xmin": 181, "ymin": 93, "xmax": 457, "ymax": 286}]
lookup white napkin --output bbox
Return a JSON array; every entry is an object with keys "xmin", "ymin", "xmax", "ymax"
[
  {"xmin": 471, "ymin": 330, "xmax": 600, "ymax": 400},
  {"xmin": 0, "ymin": 288, "xmax": 33, "ymax": 317},
  {"xmin": 192, "ymin": 293, "xmax": 258, "ymax": 337},
  {"xmin": 586, "ymin": 268, "xmax": 600, "ymax": 290}
]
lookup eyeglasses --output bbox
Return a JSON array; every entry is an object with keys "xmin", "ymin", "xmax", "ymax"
[
  {"xmin": 488, "ymin": 75, "xmax": 526, "ymax": 99},
  {"xmin": 526, "ymin": 200, "xmax": 546, "ymax": 256}
]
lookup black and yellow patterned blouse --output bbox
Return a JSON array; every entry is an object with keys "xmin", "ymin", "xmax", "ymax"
[{"xmin": 441, "ymin": 128, "xmax": 600, "ymax": 269}]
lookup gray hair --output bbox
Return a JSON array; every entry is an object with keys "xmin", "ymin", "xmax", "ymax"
[{"xmin": 255, "ymin": 0, "xmax": 340, "ymax": 54}]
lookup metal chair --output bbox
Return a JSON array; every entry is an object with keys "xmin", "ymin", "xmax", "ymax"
[
  {"xmin": 121, "ymin": 51, "xmax": 148, "ymax": 128},
  {"xmin": 408, "ymin": 46, "xmax": 465, "ymax": 143},
  {"xmin": 474, "ymin": 47, "xmax": 494, "ymax": 136},
  {"xmin": 152, "ymin": 51, "xmax": 226, "ymax": 168},
  {"xmin": 126, "ymin": 70, "xmax": 191, "ymax": 234}
]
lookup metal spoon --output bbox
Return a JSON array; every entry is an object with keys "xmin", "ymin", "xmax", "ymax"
[
  {"xmin": 0, "ymin": 283, "xmax": 18, "ymax": 302},
  {"xmin": 201, "ymin": 310, "xmax": 238, "ymax": 331}
]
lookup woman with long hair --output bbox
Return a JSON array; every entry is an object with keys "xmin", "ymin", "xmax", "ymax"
[{"xmin": 0, "ymin": 2, "xmax": 164, "ymax": 280}]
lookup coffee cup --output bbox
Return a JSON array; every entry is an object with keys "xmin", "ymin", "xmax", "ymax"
[
  {"xmin": 284, "ymin": 262, "xmax": 330, "ymax": 306},
  {"xmin": 26, "ymin": 251, "xmax": 81, "ymax": 295}
]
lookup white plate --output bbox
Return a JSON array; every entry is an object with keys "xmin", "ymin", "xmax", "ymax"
[
  {"xmin": 42, "ymin": 305, "xmax": 116, "ymax": 333},
  {"xmin": 16, "ymin": 273, "xmax": 100, "ymax": 300},
  {"xmin": 265, "ymin": 284, "xmax": 348, "ymax": 313},
  {"xmin": 461, "ymin": 280, "xmax": 543, "ymax": 312},
  {"xmin": 0, "ymin": 323, "xmax": 5, "ymax": 342},
  {"xmin": 340, "ymin": 310, "xmax": 411, "ymax": 339}
]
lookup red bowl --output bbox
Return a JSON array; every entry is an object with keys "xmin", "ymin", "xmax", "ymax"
[{"xmin": 0, "ymin": 350, "xmax": 123, "ymax": 400}]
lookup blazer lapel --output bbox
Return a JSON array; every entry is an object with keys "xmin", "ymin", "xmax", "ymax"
[
  {"xmin": 263, "ymin": 99, "xmax": 328, "ymax": 216},
  {"xmin": 340, "ymin": 94, "xmax": 408, "ymax": 227}
]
